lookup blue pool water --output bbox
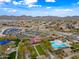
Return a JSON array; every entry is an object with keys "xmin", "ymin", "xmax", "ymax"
[
  {"xmin": 0, "ymin": 40, "xmax": 11, "ymax": 45},
  {"xmin": 50, "ymin": 40, "xmax": 68, "ymax": 49}
]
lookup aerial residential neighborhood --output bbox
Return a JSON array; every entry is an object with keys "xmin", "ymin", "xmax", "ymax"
[
  {"xmin": 0, "ymin": 16, "xmax": 79, "ymax": 59},
  {"xmin": 0, "ymin": 0, "xmax": 79, "ymax": 59}
]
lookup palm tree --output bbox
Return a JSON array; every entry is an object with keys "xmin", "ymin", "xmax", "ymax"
[
  {"xmin": 18, "ymin": 41, "xmax": 27, "ymax": 59},
  {"xmin": 42, "ymin": 39, "xmax": 53, "ymax": 52}
]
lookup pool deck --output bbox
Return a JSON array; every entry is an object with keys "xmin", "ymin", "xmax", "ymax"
[{"xmin": 50, "ymin": 40, "xmax": 69, "ymax": 49}]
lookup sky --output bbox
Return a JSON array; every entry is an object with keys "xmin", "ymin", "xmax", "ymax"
[{"xmin": 0, "ymin": 0, "xmax": 79, "ymax": 16}]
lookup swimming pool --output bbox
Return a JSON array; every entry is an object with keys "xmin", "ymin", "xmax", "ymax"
[
  {"xmin": 50, "ymin": 40, "xmax": 69, "ymax": 49},
  {"xmin": 0, "ymin": 40, "xmax": 11, "ymax": 45}
]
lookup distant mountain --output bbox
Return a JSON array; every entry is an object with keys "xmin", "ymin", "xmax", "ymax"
[{"xmin": 0, "ymin": 16, "xmax": 79, "ymax": 20}]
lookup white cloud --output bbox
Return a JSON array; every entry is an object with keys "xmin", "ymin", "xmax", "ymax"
[
  {"xmin": 55, "ymin": 9, "xmax": 72, "ymax": 12},
  {"xmin": 27, "ymin": 4, "xmax": 42, "ymax": 8},
  {"xmin": 23, "ymin": 0, "xmax": 41, "ymax": 8},
  {"xmin": 63, "ymin": 9, "xmax": 72, "ymax": 12},
  {"xmin": 46, "ymin": 0, "xmax": 56, "ymax": 2},
  {"xmin": 0, "ymin": 7, "xmax": 17, "ymax": 14},
  {"xmin": 8, "ymin": 9, "xmax": 17, "ymax": 14},
  {"xmin": 12, "ymin": 9, "xmax": 17, "ymax": 13},
  {"xmin": 0, "ymin": 0, "xmax": 11, "ymax": 3},
  {"xmin": 3, "ymin": 8, "xmax": 10, "ymax": 10},
  {"xmin": 44, "ymin": 11, "xmax": 49, "ymax": 14},
  {"xmin": 24, "ymin": 0, "xmax": 37, "ymax": 5},
  {"xmin": 46, "ymin": 7, "xmax": 52, "ymax": 9},
  {"xmin": 13, "ymin": 1, "xmax": 22, "ymax": 5},
  {"xmin": 54, "ymin": 9, "xmax": 73, "ymax": 15},
  {"xmin": 4, "ymin": 0, "xmax": 10, "ymax": 2},
  {"xmin": 55, "ymin": 9, "xmax": 61, "ymax": 11},
  {"xmin": 0, "ymin": 7, "xmax": 11, "ymax": 11}
]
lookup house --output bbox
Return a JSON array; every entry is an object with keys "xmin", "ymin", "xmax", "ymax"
[
  {"xmin": 62, "ymin": 48, "xmax": 72, "ymax": 56},
  {"xmin": 30, "ymin": 36, "xmax": 41, "ymax": 44}
]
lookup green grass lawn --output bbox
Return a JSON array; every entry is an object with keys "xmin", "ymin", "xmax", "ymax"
[
  {"xmin": 29, "ymin": 46, "xmax": 38, "ymax": 58},
  {"xmin": 35, "ymin": 45, "xmax": 46, "ymax": 55},
  {"xmin": 71, "ymin": 43, "xmax": 79, "ymax": 49}
]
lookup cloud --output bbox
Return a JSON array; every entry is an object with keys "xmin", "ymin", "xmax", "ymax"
[
  {"xmin": 3, "ymin": 8, "xmax": 11, "ymax": 10},
  {"xmin": 0, "ymin": 7, "xmax": 17, "ymax": 15},
  {"xmin": 24, "ymin": 0, "xmax": 37, "ymax": 5},
  {"xmin": 7, "ymin": 9, "xmax": 17, "ymax": 14},
  {"xmin": 0, "ymin": 0, "xmax": 11, "ymax": 3},
  {"xmin": 13, "ymin": 1, "xmax": 22, "ymax": 5},
  {"xmin": 63, "ymin": 9, "xmax": 72, "ymax": 12},
  {"xmin": 46, "ymin": 7, "xmax": 52, "ymax": 9},
  {"xmin": 27, "ymin": 4, "xmax": 42, "ymax": 8},
  {"xmin": 55, "ymin": 9, "xmax": 72, "ymax": 12},
  {"xmin": 54, "ymin": 9, "xmax": 73, "ymax": 15},
  {"xmin": 46, "ymin": 0, "xmax": 56, "ymax": 2},
  {"xmin": 11, "ymin": 9, "xmax": 17, "ymax": 14}
]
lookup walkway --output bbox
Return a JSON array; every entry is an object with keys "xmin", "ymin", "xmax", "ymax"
[{"xmin": 33, "ymin": 45, "xmax": 40, "ymax": 56}]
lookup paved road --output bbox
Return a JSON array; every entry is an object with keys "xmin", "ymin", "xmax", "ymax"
[
  {"xmin": 0, "ymin": 27, "xmax": 23, "ymax": 34},
  {"xmin": 33, "ymin": 45, "xmax": 40, "ymax": 56},
  {"xmin": 15, "ymin": 42, "xmax": 20, "ymax": 59},
  {"xmin": 57, "ymin": 31, "xmax": 72, "ymax": 36}
]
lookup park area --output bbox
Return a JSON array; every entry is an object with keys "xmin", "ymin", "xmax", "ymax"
[
  {"xmin": 35, "ymin": 44, "xmax": 46, "ymax": 55},
  {"xmin": 29, "ymin": 44, "xmax": 46, "ymax": 58}
]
